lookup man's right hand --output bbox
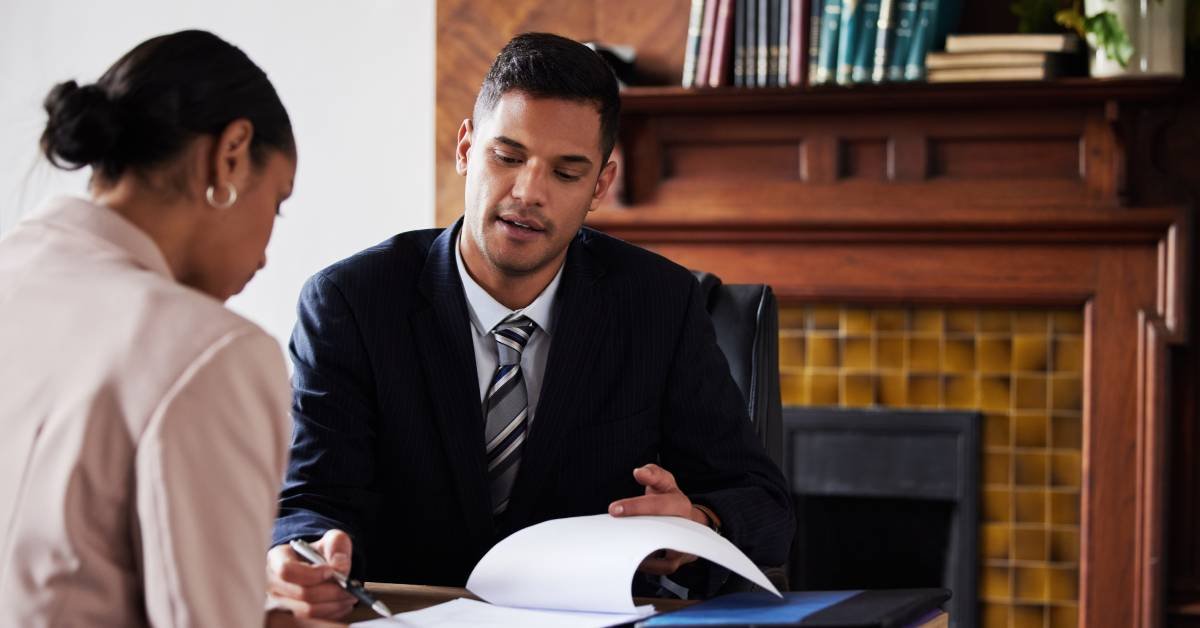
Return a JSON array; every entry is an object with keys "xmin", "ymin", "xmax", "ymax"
[{"xmin": 266, "ymin": 529, "xmax": 358, "ymax": 620}]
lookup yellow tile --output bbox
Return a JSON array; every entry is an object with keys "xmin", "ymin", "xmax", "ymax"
[
  {"xmin": 878, "ymin": 374, "xmax": 906, "ymax": 406},
  {"xmin": 944, "ymin": 375, "xmax": 977, "ymax": 409},
  {"xmin": 841, "ymin": 309, "xmax": 873, "ymax": 335},
  {"xmin": 907, "ymin": 375, "xmax": 940, "ymax": 408},
  {"xmin": 1014, "ymin": 451, "xmax": 1049, "ymax": 486},
  {"xmin": 1050, "ymin": 491, "xmax": 1080, "ymax": 525},
  {"xmin": 807, "ymin": 372, "xmax": 839, "ymax": 406},
  {"xmin": 1050, "ymin": 605, "xmax": 1079, "ymax": 628},
  {"xmin": 779, "ymin": 334, "xmax": 806, "ymax": 369},
  {"xmin": 985, "ymin": 414, "xmax": 1011, "ymax": 447},
  {"xmin": 984, "ymin": 488, "xmax": 1012, "ymax": 522},
  {"xmin": 982, "ymin": 565, "xmax": 1011, "ymax": 599},
  {"xmin": 1013, "ymin": 335, "xmax": 1049, "ymax": 372},
  {"xmin": 912, "ymin": 309, "xmax": 944, "ymax": 333},
  {"xmin": 779, "ymin": 307, "xmax": 808, "ymax": 330},
  {"xmin": 980, "ymin": 377, "xmax": 1011, "ymax": 412},
  {"xmin": 1051, "ymin": 415, "xmax": 1083, "ymax": 450},
  {"xmin": 811, "ymin": 306, "xmax": 840, "ymax": 330},
  {"xmin": 982, "ymin": 604, "xmax": 1010, "ymax": 627},
  {"xmin": 874, "ymin": 309, "xmax": 908, "ymax": 332},
  {"xmin": 982, "ymin": 523, "xmax": 1010, "ymax": 560},
  {"xmin": 1051, "ymin": 375, "xmax": 1082, "ymax": 411},
  {"xmin": 1014, "ymin": 375, "xmax": 1048, "ymax": 410},
  {"xmin": 781, "ymin": 371, "xmax": 806, "ymax": 405},
  {"xmin": 1053, "ymin": 336, "xmax": 1084, "ymax": 373},
  {"xmin": 1050, "ymin": 452, "xmax": 1082, "ymax": 488},
  {"xmin": 1015, "ymin": 490, "xmax": 1046, "ymax": 523},
  {"xmin": 978, "ymin": 337, "xmax": 1013, "ymax": 374},
  {"xmin": 1012, "ymin": 605, "xmax": 1045, "ymax": 628},
  {"xmin": 1048, "ymin": 567, "xmax": 1079, "ymax": 602},
  {"xmin": 984, "ymin": 452, "xmax": 1011, "ymax": 485},
  {"xmin": 842, "ymin": 337, "xmax": 873, "ymax": 370},
  {"xmin": 842, "ymin": 374, "xmax": 875, "ymax": 407},
  {"xmin": 1014, "ymin": 311, "xmax": 1049, "ymax": 334},
  {"xmin": 908, "ymin": 337, "xmax": 941, "ymax": 371},
  {"xmin": 980, "ymin": 310, "xmax": 1012, "ymax": 333},
  {"xmin": 1014, "ymin": 413, "xmax": 1049, "ymax": 448},
  {"xmin": 1050, "ymin": 528, "xmax": 1080, "ymax": 563},
  {"xmin": 1052, "ymin": 311, "xmax": 1084, "ymax": 334},
  {"xmin": 875, "ymin": 337, "xmax": 904, "ymax": 370},
  {"xmin": 806, "ymin": 334, "xmax": 840, "ymax": 368},
  {"xmin": 943, "ymin": 338, "xmax": 976, "ymax": 372},
  {"xmin": 1015, "ymin": 566, "xmax": 1049, "ymax": 601},
  {"xmin": 1013, "ymin": 527, "xmax": 1048, "ymax": 561},
  {"xmin": 946, "ymin": 309, "xmax": 977, "ymax": 333}
]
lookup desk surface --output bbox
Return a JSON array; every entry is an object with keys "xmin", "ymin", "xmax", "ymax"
[{"xmin": 268, "ymin": 583, "xmax": 694, "ymax": 627}]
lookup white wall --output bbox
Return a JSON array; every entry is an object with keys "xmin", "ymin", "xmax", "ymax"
[{"xmin": 0, "ymin": 0, "xmax": 437, "ymax": 345}]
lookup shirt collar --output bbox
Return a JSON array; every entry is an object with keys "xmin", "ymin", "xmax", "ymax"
[
  {"xmin": 26, "ymin": 195, "xmax": 174, "ymax": 279},
  {"xmin": 455, "ymin": 231, "xmax": 562, "ymax": 337}
]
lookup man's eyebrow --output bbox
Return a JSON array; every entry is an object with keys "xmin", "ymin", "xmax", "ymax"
[
  {"xmin": 494, "ymin": 135, "xmax": 593, "ymax": 166},
  {"xmin": 494, "ymin": 136, "xmax": 526, "ymax": 150}
]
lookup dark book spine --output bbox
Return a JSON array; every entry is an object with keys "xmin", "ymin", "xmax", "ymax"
[
  {"xmin": 851, "ymin": 0, "xmax": 881, "ymax": 82},
  {"xmin": 710, "ymin": 0, "xmax": 737, "ymax": 86},
  {"xmin": 814, "ymin": 0, "xmax": 841, "ymax": 84},
  {"xmin": 903, "ymin": 0, "xmax": 937, "ymax": 80},
  {"xmin": 807, "ymin": 0, "xmax": 823, "ymax": 85},
  {"xmin": 836, "ymin": 0, "xmax": 861, "ymax": 85},
  {"xmin": 777, "ymin": 0, "xmax": 790, "ymax": 86},
  {"xmin": 871, "ymin": 0, "xmax": 896, "ymax": 82},
  {"xmin": 757, "ymin": 0, "xmax": 770, "ymax": 87},
  {"xmin": 789, "ymin": 0, "xmax": 809, "ymax": 86},
  {"xmin": 682, "ymin": 0, "xmax": 706, "ymax": 87},
  {"xmin": 734, "ymin": 0, "xmax": 746, "ymax": 86},
  {"xmin": 745, "ymin": 0, "xmax": 758, "ymax": 87},
  {"xmin": 886, "ymin": 0, "xmax": 918, "ymax": 80},
  {"xmin": 695, "ymin": 0, "xmax": 721, "ymax": 88}
]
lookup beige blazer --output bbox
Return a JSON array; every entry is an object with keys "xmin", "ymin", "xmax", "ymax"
[{"xmin": 0, "ymin": 196, "xmax": 291, "ymax": 627}]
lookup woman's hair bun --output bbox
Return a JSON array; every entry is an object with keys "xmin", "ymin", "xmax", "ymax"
[{"xmin": 40, "ymin": 80, "xmax": 121, "ymax": 171}]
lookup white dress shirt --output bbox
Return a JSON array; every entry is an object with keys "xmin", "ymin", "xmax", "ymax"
[
  {"xmin": 0, "ymin": 196, "xmax": 291, "ymax": 628},
  {"xmin": 455, "ymin": 233, "xmax": 563, "ymax": 424}
]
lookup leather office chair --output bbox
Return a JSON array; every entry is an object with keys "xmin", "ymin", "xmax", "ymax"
[{"xmin": 691, "ymin": 271, "xmax": 789, "ymax": 592}]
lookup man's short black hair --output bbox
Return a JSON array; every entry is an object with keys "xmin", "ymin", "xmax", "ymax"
[{"xmin": 473, "ymin": 32, "xmax": 620, "ymax": 162}]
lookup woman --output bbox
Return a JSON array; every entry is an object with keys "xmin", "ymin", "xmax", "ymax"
[{"xmin": 0, "ymin": 30, "xmax": 300, "ymax": 626}]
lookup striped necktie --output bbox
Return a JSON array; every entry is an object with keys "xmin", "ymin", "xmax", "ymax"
[{"xmin": 483, "ymin": 315, "xmax": 537, "ymax": 515}]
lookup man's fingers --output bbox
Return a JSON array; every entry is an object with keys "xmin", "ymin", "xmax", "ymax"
[
  {"xmin": 609, "ymin": 492, "xmax": 681, "ymax": 517},
  {"xmin": 268, "ymin": 594, "xmax": 358, "ymax": 620},
  {"xmin": 268, "ymin": 579, "xmax": 354, "ymax": 604},
  {"xmin": 267, "ymin": 544, "xmax": 335, "ymax": 586},
  {"xmin": 632, "ymin": 464, "xmax": 678, "ymax": 494},
  {"xmin": 314, "ymin": 529, "xmax": 354, "ymax": 573},
  {"xmin": 637, "ymin": 549, "xmax": 698, "ymax": 576}
]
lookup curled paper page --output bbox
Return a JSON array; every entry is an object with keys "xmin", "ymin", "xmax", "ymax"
[{"xmin": 466, "ymin": 514, "xmax": 782, "ymax": 615}]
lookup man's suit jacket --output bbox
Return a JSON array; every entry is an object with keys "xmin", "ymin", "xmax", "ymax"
[{"xmin": 272, "ymin": 221, "xmax": 793, "ymax": 588}]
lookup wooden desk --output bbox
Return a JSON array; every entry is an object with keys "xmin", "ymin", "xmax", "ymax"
[{"xmin": 267, "ymin": 583, "xmax": 694, "ymax": 627}]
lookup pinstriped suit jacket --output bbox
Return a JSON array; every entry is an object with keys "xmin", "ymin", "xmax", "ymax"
[{"xmin": 272, "ymin": 220, "xmax": 793, "ymax": 591}]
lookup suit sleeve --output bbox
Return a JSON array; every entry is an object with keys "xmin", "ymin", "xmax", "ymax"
[
  {"xmin": 137, "ymin": 329, "xmax": 291, "ymax": 628},
  {"xmin": 659, "ymin": 276, "xmax": 795, "ymax": 589},
  {"xmin": 272, "ymin": 272, "xmax": 381, "ymax": 574}
]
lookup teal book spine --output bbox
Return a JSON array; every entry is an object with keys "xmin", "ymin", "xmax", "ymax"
[
  {"xmin": 806, "ymin": 0, "xmax": 823, "ymax": 85},
  {"xmin": 870, "ymin": 0, "xmax": 896, "ymax": 82},
  {"xmin": 813, "ymin": 0, "xmax": 841, "ymax": 84},
  {"xmin": 835, "ymin": 0, "xmax": 861, "ymax": 85},
  {"xmin": 885, "ymin": 0, "xmax": 917, "ymax": 81},
  {"xmin": 850, "ymin": 0, "xmax": 881, "ymax": 83},
  {"xmin": 903, "ymin": 0, "xmax": 937, "ymax": 80}
]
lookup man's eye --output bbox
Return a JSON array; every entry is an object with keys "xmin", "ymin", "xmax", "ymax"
[
  {"xmin": 555, "ymin": 171, "xmax": 582, "ymax": 182},
  {"xmin": 493, "ymin": 152, "xmax": 521, "ymax": 165}
]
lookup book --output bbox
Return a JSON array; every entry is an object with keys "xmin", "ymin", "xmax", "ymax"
[
  {"xmin": 870, "ymin": 0, "xmax": 896, "ymax": 82},
  {"xmin": 682, "ymin": 0, "xmax": 707, "ymax": 87},
  {"xmin": 639, "ymin": 589, "xmax": 952, "ymax": 627},
  {"xmin": 746, "ymin": 0, "xmax": 759, "ymax": 86},
  {"xmin": 788, "ymin": 0, "xmax": 810, "ymax": 86},
  {"xmin": 926, "ymin": 50, "xmax": 1062, "ymax": 69},
  {"xmin": 944, "ymin": 33, "xmax": 1080, "ymax": 54},
  {"xmin": 758, "ymin": 0, "xmax": 771, "ymax": 86},
  {"xmin": 902, "ymin": 0, "xmax": 937, "ymax": 80},
  {"xmin": 806, "ymin": 0, "xmax": 823, "ymax": 85},
  {"xmin": 926, "ymin": 65, "xmax": 1060, "ymax": 82},
  {"xmin": 835, "ymin": 0, "xmax": 862, "ymax": 84},
  {"xmin": 885, "ymin": 0, "xmax": 917, "ymax": 80},
  {"xmin": 353, "ymin": 515, "xmax": 780, "ymax": 628},
  {"xmin": 777, "ymin": 0, "xmax": 790, "ymax": 86},
  {"xmin": 709, "ymin": 0, "xmax": 737, "ymax": 86},
  {"xmin": 814, "ymin": 0, "xmax": 841, "ymax": 84},
  {"xmin": 851, "ymin": 0, "xmax": 882, "ymax": 83},
  {"xmin": 696, "ymin": 0, "xmax": 722, "ymax": 88},
  {"xmin": 734, "ymin": 0, "xmax": 747, "ymax": 86}
]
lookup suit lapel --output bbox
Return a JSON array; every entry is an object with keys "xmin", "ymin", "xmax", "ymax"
[
  {"xmin": 410, "ymin": 221, "xmax": 494, "ymax": 541},
  {"xmin": 507, "ymin": 234, "xmax": 609, "ymax": 528}
]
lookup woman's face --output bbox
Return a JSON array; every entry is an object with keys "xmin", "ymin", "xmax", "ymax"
[{"xmin": 189, "ymin": 149, "xmax": 295, "ymax": 301}]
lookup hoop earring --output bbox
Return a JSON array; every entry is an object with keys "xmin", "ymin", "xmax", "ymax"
[{"xmin": 205, "ymin": 183, "xmax": 238, "ymax": 209}]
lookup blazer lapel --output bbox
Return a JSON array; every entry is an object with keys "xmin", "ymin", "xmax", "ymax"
[
  {"xmin": 507, "ymin": 234, "xmax": 609, "ymax": 528},
  {"xmin": 410, "ymin": 221, "xmax": 495, "ymax": 542}
]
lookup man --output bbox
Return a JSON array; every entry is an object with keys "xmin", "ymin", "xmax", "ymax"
[{"xmin": 267, "ymin": 33, "xmax": 793, "ymax": 620}]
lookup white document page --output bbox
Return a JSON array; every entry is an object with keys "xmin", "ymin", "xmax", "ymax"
[{"xmin": 353, "ymin": 598, "xmax": 643, "ymax": 628}]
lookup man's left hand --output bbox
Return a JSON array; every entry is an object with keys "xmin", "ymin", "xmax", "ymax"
[{"xmin": 608, "ymin": 463, "xmax": 710, "ymax": 576}]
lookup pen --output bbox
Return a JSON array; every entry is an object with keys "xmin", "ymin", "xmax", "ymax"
[{"xmin": 289, "ymin": 538, "xmax": 393, "ymax": 618}]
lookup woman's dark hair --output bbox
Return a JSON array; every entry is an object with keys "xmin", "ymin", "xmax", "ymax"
[
  {"xmin": 474, "ymin": 32, "xmax": 620, "ymax": 162},
  {"xmin": 40, "ymin": 29, "xmax": 294, "ymax": 182}
]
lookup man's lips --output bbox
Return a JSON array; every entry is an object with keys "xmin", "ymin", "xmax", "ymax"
[{"xmin": 497, "ymin": 216, "xmax": 546, "ymax": 233}]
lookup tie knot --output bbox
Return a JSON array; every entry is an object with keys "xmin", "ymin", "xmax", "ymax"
[{"xmin": 492, "ymin": 316, "xmax": 536, "ymax": 366}]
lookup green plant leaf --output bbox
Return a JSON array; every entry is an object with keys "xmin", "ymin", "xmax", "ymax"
[
  {"xmin": 1011, "ymin": 0, "xmax": 1064, "ymax": 33},
  {"xmin": 1086, "ymin": 11, "xmax": 1134, "ymax": 67},
  {"xmin": 1055, "ymin": 8, "xmax": 1087, "ymax": 38}
]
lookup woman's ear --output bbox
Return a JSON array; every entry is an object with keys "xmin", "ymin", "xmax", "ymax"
[{"xmin": 208, "ymin": 119, "xmax": 255, "ymax": 207}]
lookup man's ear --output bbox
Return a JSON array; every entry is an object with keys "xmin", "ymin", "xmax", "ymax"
[
  {"xmin": 207, "ymin": 119, "xmax": 254, "ymax": 208},
  {"xmin": 455, "ymin": 119, "xmax": 474, "ymax": 176},
  {"xmin": 588, "ymin": 160, "xmax": 618, "ymax": 211}
]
